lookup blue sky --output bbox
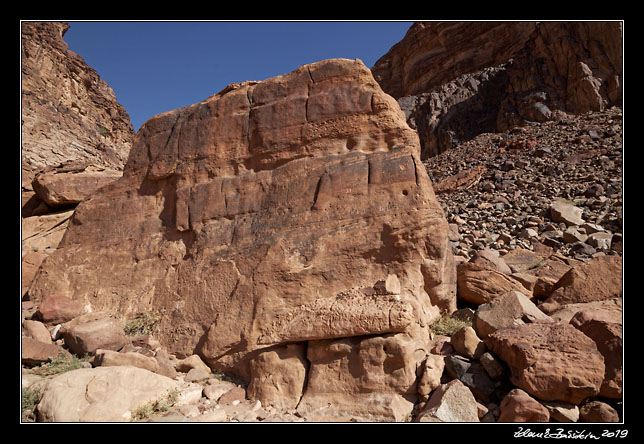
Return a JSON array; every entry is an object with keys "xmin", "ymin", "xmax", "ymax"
[{"xmin": 62, "ymin": 21, "xmax": 413, "ymax": 132}]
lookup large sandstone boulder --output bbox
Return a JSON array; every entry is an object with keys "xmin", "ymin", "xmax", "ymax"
[
  {"xmin": 29, "ymin": 58, "xmax": 456, "ymax": 418},
  {"xmin": 32, "ymin": 162, "xmax": 123, "ymax": 208},
  {"xmin": 485, "ymin": 323, "xmax": 605, "ymax": 405},
  {"xmin": 36, "ymin": 366, "xmax": 178, "ymax": 422}
]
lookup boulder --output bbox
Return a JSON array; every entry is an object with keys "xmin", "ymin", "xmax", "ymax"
[
  {"xmin": 175, "ymin": 354, "xmax": 211, "ymax": 374},
  {"xmin": 36, "ymin": 366, "xmax": 178, "ymax": 422},
  {"xmin": 579, "ymin": 401, "xmax": 620, "ymax": 423},
  {"xmin": 443, "ymin": 355, "xmax": 496, "ymax": 403},
  {"xmin": 417, "ymin": 353, "xmax": 446, "ymax": 401},
  {"xmin": 185, "ymin": 368, "xmax": 211, "ymax": 383},
  {"xmin": 152, "ymin": 348, "xmax": 178, "ymax": 379},
  {"xmin": 479, "ymin": 352, "xmax": 509, "ymax": 381},
  {"xmin": 247, "ymin": 343, "xmax": 308, "ymax": 410},
  {"xmin": 498, "ymin": 388, "xmax": 550, "ymax": 422},
  {"xmin": 28, "ymin": 58, "xmax": 456, "ymax": 410},
  {"xmin": 416, "ymin": 379, "xmax": 480, "ymax": 422},
  {"xmin": 450, "ymin": 326, "xmax": 486, "ymax": 359},
  {"xmin": 22, "ymin": 319, "xmax": 53, "ymax": 344},
  {"xmin": 32, "ymin": 163, "xmax": 122, "ymax": 207},
  {"xmin": 473, "ymin": 290, "xmax": 553, "ymax": 339},
  {"xmin": 22, "ymin": 337, "xmax": 61, "ymax": 366},
  {"xmin": 570, "ymin": 309, "xmax": 622, "ymax": 399},
  {"xmin": 457, "ymin": 260, "xmax": 528, "ymax": 306},
  {"xmin": 217, "ymin": 386, "xmax": 247, "ymax": 406},
  {"xmin": 203, "ymin": 380, "xmax": 237, "ymax": 402},
  {"xmin": 549, "ymin": 200, "xmax": 585, "ymax": 227},
  {"xmin": 548, "ymin": 297, "xmax": 622, "ymax": 324},
  {"xmin": 542, "ymin": 400, "xmax": 580, "ymax": 423},
  {"xmin": 62, "ymin": 315, "xmax": 130, "ymax": 355},
  {"xmin": 485, "ymin": 323, "xmax": 605, "ymax": 404},
  {"xmin": 34, "ymin": 293, "xmax": 84, "ymax": 325},
  {"xmin": 539, "ymin": 255, "xmax": 622, "ymax": 313},
  {"xmin": 92, "ymin": 348, "xmax": 160, "ymax": 373},
  {"xmin": 470, "ymin": 248, "xmax": 513, "ymax": 274},
  {"xmin": 296, "ymin": 332, "xmax": 426, "ymax": 421}
]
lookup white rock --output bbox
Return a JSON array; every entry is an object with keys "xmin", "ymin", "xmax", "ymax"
[
  {"xmin": 36, "ymin": 366, "xmax": 179, "ymax": 422},
  {"xmin": 175, "ymin": 383, "xmax": 204, "ymax": 406},
  {"xmin": 189, "ymin": 408, "xmax": 228, "ymax": 422}
]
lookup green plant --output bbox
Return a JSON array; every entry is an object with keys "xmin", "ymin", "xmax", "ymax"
[
  {"xmin": 429, "ymin": 313, "xmax": 472, "ymax": 336},
  {"xmin": 132, "ymin": 389, "xmax": 179, "ymax": 421},
  {"xmin": 96, "ymin": 124, "xmax": 111, "ymax": 137},
  {"xmin": 31, "ymin": 352, "xmax": 90, "ymax": 377},
  {"xmin": 22, "ymin": 387, "xmax": 41, "ymax": 414},
  {"xmin": 123, "ymin": 310, "xmax": 164, "ymax": 336}
]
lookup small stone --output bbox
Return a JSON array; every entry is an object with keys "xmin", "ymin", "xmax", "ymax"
[
  {"xmin": 588, "ymin": 232, "xmax": 613, "ymax": 250},
  {"xmin": 416, "ymin": 379, "xmax": 480, "ymax": 422},
  {"xmin": 218, "ymin": 386, "xmax": 246, "ymax": 406},
  {"xmin": 579, "ymin": 401, "xmax": 620, "ymax": 423},
  {"xmin": 189, "ymin": 408, "xmax": 228, "ymax": 422},
  {"xmin": 185, "ymin": 368, "xmax": 211, "ymax": 383},
  {"xmin": 176, "ymin": 354, "xmax": 211, "ymax": 374},
  {"xmin": 479, "ymin": 352, "xmax": 509, "ymax": 380},
  {"xmin": 178, "ymin": 404, "xmax": 201, "ymax": 418},
  {"xmin": 176, "ymin": 384, "xmax": 204, "ymax": 406},
  {"xmin": 570, "ymin": 242, "xmax": 597, "ymax": 256},
  {"xmin": 203, "ymin": 381, "xmax": 237, "ymax": 401},
  {"xmin": 562, "ymin": 226, "xmax": 588, "ymax": 243},
  {"xmin": 542, "ymin": 400, "xmax": 580, "ymax": 422},
  {"xmin": 499, "ymin": 389, "xmax": 550, "ymax": 422},
  {"xmin": 519, "ymin": 228, "xmax": 538, "ymax": 239},
  {"xmin": 550, "ymin": 201, "xmax": 585, "ymax": 227}
]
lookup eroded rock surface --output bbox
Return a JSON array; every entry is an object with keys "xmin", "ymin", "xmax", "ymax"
[
  {"xmin": 29, "ymin": 58, "xmax": 456, "ymax": 419},
  {"xmin": 21, "ymin": 22, "xmax": 134, "ymax": 213}
]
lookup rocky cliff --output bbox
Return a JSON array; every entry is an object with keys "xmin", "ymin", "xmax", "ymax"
[
  {"xmin": 372, "ymin": 21, "xmax": 623, "ymax": 159},
  {"xmin": 21, "ymin": 22, "xmax": 134, "ymax": 215}
]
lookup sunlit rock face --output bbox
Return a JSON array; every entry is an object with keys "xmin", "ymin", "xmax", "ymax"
[{"xmin": 30, "ymin": 59, "xmax": 456, "ymax": 418}]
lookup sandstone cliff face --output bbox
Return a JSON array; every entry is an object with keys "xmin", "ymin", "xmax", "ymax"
[
  {"xmin": 21, "ymin": 22, "xmax": 134, "ymax": 213},
  {"xmin": 372, "ymin": 21, "xmax": 622, "ymax": 158},
  {"xmin": 29, "ymin": 58, "xmax": 456, "ymax": 420}
]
